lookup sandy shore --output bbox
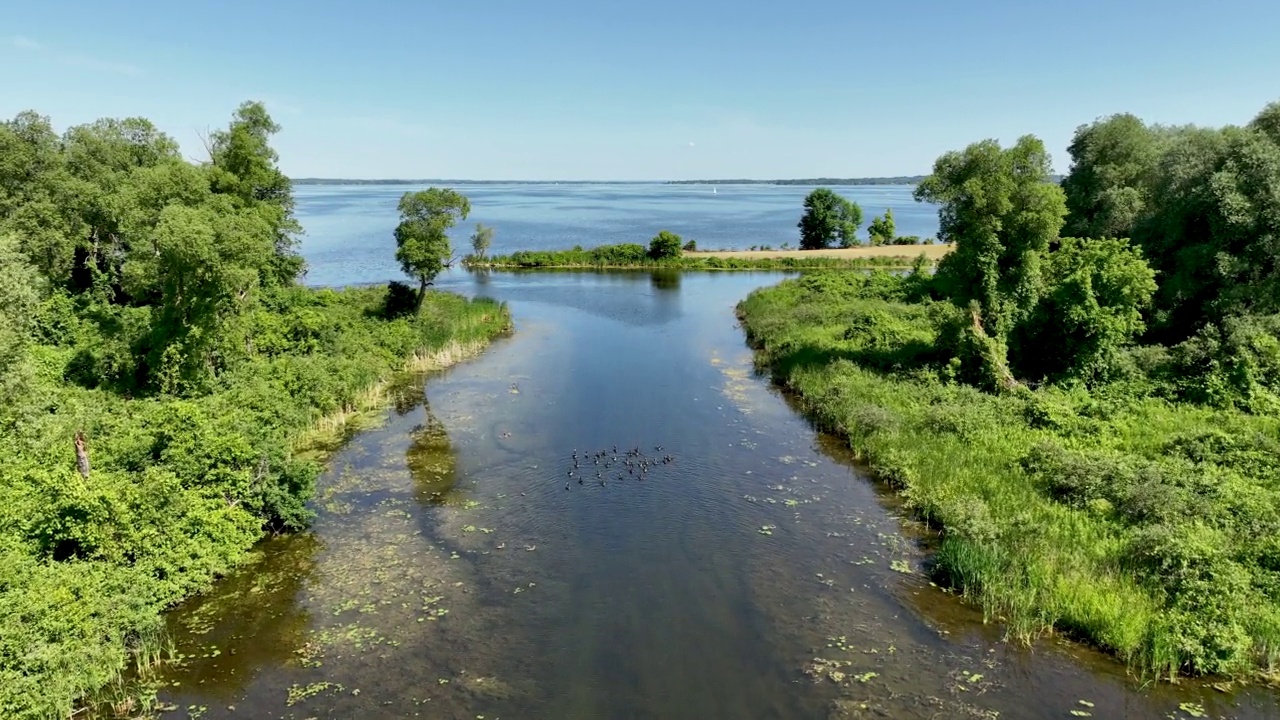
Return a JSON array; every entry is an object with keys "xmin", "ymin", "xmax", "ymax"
[{"xmin": 688, "ymin": 244, "xmax": 952, "ymax": 260}]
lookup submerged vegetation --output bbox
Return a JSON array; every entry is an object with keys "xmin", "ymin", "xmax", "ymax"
[
  {"xmin": 0, "ymin": 103, "xmax": 509, "ymax": 718},
  {"xmin": 739, "ymin": 99, "xmax": 1280, "ymax": 681}
]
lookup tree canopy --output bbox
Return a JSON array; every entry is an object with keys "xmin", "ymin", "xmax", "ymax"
[
  {"xmin": 867, "ymin": 209, "xmax": 896, "ymax": 245},
  {"xmin": 915, "ymin": 135, "xmax": 1067, "ymax": 342},
  {"xmin": 470, "ymin": 223, "xmax": 494, "ymax": 259},
  {"xmin": 798, "ymin": 188, "xmax": 863, "ymax": 249},
  {"xmin": 648, "ymin": 230, "xmax": 683, "ymax": 259},
  {"xmin": 394, "ymin": 188, "xmax": 471, "ymax": 308}
]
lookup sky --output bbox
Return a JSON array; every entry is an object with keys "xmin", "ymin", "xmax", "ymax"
[{"xmin": 3, "ymin": 0, "xmax": 1279, "ymax": 180}]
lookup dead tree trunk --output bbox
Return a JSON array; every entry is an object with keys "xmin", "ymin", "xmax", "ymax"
[{"xmin": 74, "ymin": 431, "xmax": 91, "ymax": 479}]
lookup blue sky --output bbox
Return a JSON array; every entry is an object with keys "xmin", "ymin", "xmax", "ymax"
[{"xmin": 3, "ymin": 0, "xmax": 1278, "ymax": 180}]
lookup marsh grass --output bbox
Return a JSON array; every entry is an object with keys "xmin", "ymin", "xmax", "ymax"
[{"xmin": 738, "ymin": 271, "xmax": 1280, "ymax": 681}]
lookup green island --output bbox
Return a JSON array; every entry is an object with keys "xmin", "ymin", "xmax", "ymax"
[
  {"xmin": 738, "ymin": 101, "xmax": 1280, "ymax": 680},
  {"xmin": 0, "ymin": 104, "xmax": 509, "ymax": 718}
]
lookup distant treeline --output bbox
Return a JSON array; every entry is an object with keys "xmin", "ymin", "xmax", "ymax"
[
  {"xmin": 290, "ymin": 176, "xmax": 1072, "ymax": 187},
  {"xmin": 667, "ymin": 176, "xmax": 927, "ymax": 186}
]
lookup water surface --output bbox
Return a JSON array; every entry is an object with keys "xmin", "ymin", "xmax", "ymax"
[
  {"xmin": 153, "ymin": 271, "xmax": 1278, "ymax": 720},
  {"xmin": 296, "ymin": 183, "xmax": 940, "ymax": 287}
]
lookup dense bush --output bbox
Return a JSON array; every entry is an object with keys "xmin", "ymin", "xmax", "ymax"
[{"xmin": 649, "ymin": 230, "xmax": 683, "ymax": 259}]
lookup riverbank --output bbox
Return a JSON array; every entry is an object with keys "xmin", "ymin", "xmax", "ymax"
[
  {"xmin": 737, "ymin": 271, "xmax": 1280, "ymax": 681},
  {"xmin": 0, "ymin": 286, "xmax": 511, "ymax": 720},
  {"xmin": 688, "ymin": 244, "xmax": 951, "ymax": 261},
  {"xmin": 466, "ymin": 242, "xmax": 946, "ymax": 271}
]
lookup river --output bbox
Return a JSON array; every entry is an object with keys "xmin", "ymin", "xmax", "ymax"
[{"xmin": 148, "ymin": 186, "xmax": 1277, "ymax": 719}]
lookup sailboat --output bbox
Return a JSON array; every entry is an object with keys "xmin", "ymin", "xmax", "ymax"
[{"xmin": 712, "ymin": 187, "xmax": 717, "ymax": 194}]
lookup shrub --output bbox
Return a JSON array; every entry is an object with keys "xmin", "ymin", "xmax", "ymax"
[
  {"xmin": 683, "ymin": 239, "xmax": 697, "ymax": 252},
  {"xmin": 649, "ymin": 231, "xmax": 683, "ymax": 260}
]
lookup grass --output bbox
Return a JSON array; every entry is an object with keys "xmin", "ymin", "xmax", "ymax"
[
  {"xmin": 0, "ymin": 286, "xmax": 511, "ymax": 720},
  {"xmin": 737, "ymin": 271, "xmax": 1280, "ymax": 682},
  {"xmin": 464, "ymin": 242, "xmax": 941, "ymax": 270}
]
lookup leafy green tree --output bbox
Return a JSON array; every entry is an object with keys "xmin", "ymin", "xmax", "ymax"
[
  {"xmin": 123, "ymin": 201, "xmax": 274, "ymax": 391},
  {"xmin": 208, "ymin": 102, "xmax": 303, "ymax": 287},
  {"xmin": 0, "ymin": 111, "xmax": 80, "ymax": 283},
  {"xmin": 867, "ymin": 209, "xmax": 896, "ymax": 245},
  {"xmin": 394, "ymin": 188, "xmax": 470, "ymax": 309},
  {"xmin": 470, "ymin": 223, "xmax": 494, "ymax": 259},
  {"xmin": 916, "ymin": 135, "xmax": 1067, "ymax": 342},
  {"xmin": 1013, "ymin": 237, "xmax": 1157, "ymax": 382},
  {"xmin": 0, "ymin": 233, "xmax": 42, "ymax": 428},
  {"xmin": 648, "ymin": 230, "xmax": 683, "ymax": 259},
  {"xmin": 798, "ymin": 188, "xmax": 862, "ymax": 249},
  {"xmin": 1061, "ymin": 114, "xmax": 1164, "ymax": 240}
]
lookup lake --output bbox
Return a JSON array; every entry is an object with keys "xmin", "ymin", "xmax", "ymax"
[
  {"xmin": 295, "ymin": 183, "xmax": 940, "ymax": 287},
  {"xmin": 148, "ymin": 188, "xmax": 1278, "ymax": 719}
]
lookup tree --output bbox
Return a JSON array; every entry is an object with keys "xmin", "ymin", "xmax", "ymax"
[
  {"xmin": 915, "ymin": 135, "xmax": 1067, "ymax": 342},
  {"xmin": 470, "ymin": 223, "xmax": 494, "ymax": 259},
  {"xmin": 1013, "ymin": 237, "xmax": 1157, "ymax": 382},
  {"xmin": 208, "ymin": 102, "xmax": 303, "ymax": 287},
  {"xmin": 1061, "ymin": 114, "xmax": 1164, "ymax": 240},
  {"xmin": 867, "ymin": 209, "xmax": 896, "ymax": 245},
  {"xmin": 649, "ymin": 230, "xmax": 683, "ymax": 259},
  {"xmin": 0, "ymin": 233, "xmax": 42, "ymax": 428},
  {"xmin": 394, "ymin": 188, "xmax": 470, "ymax": 309},
  {"xmin": 798, "ymin": 188, "xmax": 862, "ymax": 249}
]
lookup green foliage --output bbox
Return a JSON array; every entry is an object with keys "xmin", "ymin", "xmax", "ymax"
[
  {"xmin": 0, "ymin": 234, "xmax": 43, "ymax": 430},
  {"xmin": 798, "ymin": 188, "xmax": 863, "ymax": 249},
  {"xmin": 916, "ymin": 135, "xmax": 1068, "ymax": 343},
  {"xmin": 867, "ymin": 209, "xmax": 896, "ymax": 245},
  {"xmin": 469, "ymin": 223, "xmax": 494, "ymax": 259},
  {"xmin": 648, "ymin": 230, "xmax": 683, "ymax": 259},
  {"xmin": 1061, "ymin": 113, "xmax": 1164, "ymax": 240},
  {"xmin": 470, "ymin": 243, "xmax": 924, "ymax": 271},
  {"xmin": 394, "ymin": 188, "xmax": 470, "ymax": 307},
  {"xmin": 739, "ymin": 273, "xmax": 1280, "ymax": 678},
  {"xmin": 0, "ymin": 103, "xmax": 513, "ymax": 718},
  {"xmin": 208, "ymin": 101, "xmax": 303, "ymax": 288},
  {"xmin": 682, "ymin": 239, "xmax": 697, "ymax": 252},
  {"xmin": 1013, "ymin": 238, "xmax": 1157, "ymax": 383},
  {"xmin": 1062, "ymin": 100, "xmax": 1280, "ymax": 344}
]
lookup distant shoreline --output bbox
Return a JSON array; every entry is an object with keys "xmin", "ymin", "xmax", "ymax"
[
  {"xmin": 292, "ymin": 176, "xmax": 1062, "ymax": 187},
  {"xmin": 290, "ymin": 177, "xmax": 930, "ymax": 186}
]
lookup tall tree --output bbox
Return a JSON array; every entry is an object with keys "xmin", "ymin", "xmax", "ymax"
[
  {"xmin": 470, "ymin": 223, "xmax": 494, "ymax": 259},
  {"xmin": 915, "ymin": 135, "xmax": 1067, "ymax": 341},
  {"xmin": 0, "ymin": 233, "xmax": 42, "ymax": 428},
  {"xmin": 798, "ymin": 188, "xmax": 862, "ymax": 249},
  {"xmin": 0, "ymin": 111, "xmax": 79, "ymax": 283},
  {"xmin": 867, "ymin": 208, "xmax": 896, "ymax": 245},
  {"xmin": 394, "ymin": 189, "xmax": 470, "ymax": 309},
  {"xmin": 208, "ymin": 102, "xmax": 303, "ymax": 287},
  {"xmin": 1061, "ymin": 114, "xmax": 1163, "ymax": 240}
]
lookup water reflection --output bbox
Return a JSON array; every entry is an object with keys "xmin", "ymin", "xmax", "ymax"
[
  {"xmin": 148, "ymin": 272, "xmax": 1280, "ymax": 720},
  {"xmin": 407, "ymin": 410, "xmax": 458, "ymax": 505},
  {"xmin": 158, "ymin": 533, "xmax": 321, "ymax": 700}
]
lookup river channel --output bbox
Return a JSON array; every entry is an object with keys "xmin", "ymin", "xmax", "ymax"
[{"xmin": 152, "ymin": 270, "xmax": 1278, "ymax": 719}]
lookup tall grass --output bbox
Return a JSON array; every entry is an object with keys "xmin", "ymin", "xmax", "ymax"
[{"xmin": 737, "ymin": 272, "xmax": 1280, "ymax": 681}]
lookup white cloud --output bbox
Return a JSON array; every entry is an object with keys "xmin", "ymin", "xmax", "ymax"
[
  {"xmin": 9, "ymin": 35, "xmax": 141, "ymax": 76},
  {"xmin": 687, "ymin": 141, "xmax": 696, "ymax": 148},
  {"xmin": 61, "ymin": 53, "xmax": 142, "ymax": 76}
]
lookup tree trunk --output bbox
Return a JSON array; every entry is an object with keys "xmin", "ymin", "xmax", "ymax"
[
  {"xmin": 74, "ymin": 431, "xmax": 91, "ymax": 479},
  {"xmin": 416, "ymin": 277, "xmax": 427, "ymax": 312}
]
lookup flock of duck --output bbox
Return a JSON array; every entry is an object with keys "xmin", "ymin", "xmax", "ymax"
[{"xmin": 564, "ymin": 445, "xmax": 676, "ymax": 490}]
